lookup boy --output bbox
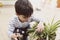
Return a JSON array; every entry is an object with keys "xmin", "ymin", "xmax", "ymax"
[{"xmin": 8, "ymin": 0, "xmax": 44, "ymax": 40}]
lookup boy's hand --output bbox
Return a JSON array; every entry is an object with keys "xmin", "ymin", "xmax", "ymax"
[
  {"xmin": 14, "ymin": 38, "xmax": 18, "ymax": 40},
  {"xmin": 11, "ymin": 33, "xmax": 23, "ymax": 40},
  {"xmin": 17, "ymin": 33, "xmax": 23, "ymax": 38},
  {"xmin": 36, "ymin": 22, "xmax": 44, "ymax": 33},
  {"xmin": 11, "ymin": 33, "xmax": 18, "ymax": 39}
]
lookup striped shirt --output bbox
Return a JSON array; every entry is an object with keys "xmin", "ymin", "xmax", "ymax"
[{"xmin": 8, "ymin": 15, "xmax": 43, "ymax": 38}]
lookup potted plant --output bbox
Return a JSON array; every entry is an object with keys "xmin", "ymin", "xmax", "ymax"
[{"xmin": 27, "ymin": 19, "xmax": 60, "ymax": 40}]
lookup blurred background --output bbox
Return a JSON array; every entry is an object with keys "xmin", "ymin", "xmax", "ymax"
[{"xmin": 0, "ymin": 0, "xmax": 60, "ymax": 40}]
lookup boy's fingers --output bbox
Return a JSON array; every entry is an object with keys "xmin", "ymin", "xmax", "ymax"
[
  {"xmin": 40, "ymin": 29, "xmax": 43, "ymax": 32},
  {"xmin": 14, "ymin": 38, "xmax": 18, "ymax": 40},
  {"xmin": 11, "ymin": 34, "xmax": 18, "ymax": 39},
  {"xmin": 17, "ymin": 33, "xmax": 23, "ymax": 38},
  {"xmin": 19, "ymin": 35, "xmax": 23, "ymax": 38},
  {"xmin": 36, "ymin": 28, "xmax": 44, "ymax": 33}
]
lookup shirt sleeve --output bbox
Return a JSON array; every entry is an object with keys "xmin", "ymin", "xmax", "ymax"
[
  {"xmin": 31, "ymin": 16, "xmax": 44, "ymax": 23},
  {"xmin": 8, "ymin": 18, "xmax": 15, "ymax": 38}
]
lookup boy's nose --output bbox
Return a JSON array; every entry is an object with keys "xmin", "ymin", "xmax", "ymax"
[{"xmin": 25, "ymin": 19, "xmax": 28, "ymax": 22}]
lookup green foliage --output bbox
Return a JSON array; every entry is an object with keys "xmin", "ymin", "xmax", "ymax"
[
  {"xmin": 43, "ymin": 20, "xmax": 60, "ymax": 40},
  {"xmin": 27, "ymin": 19, "xmax": 60, "ymax": 40}
]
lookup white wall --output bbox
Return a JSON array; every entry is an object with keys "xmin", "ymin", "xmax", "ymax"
[{"xmin": 29, "ymin": 0, "xmax": 60, "ymax": 23}]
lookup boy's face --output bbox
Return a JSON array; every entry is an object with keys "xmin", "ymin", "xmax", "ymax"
[{"xmin": 18, "ymin": 15, "xmax": 30, "ymax": 22}]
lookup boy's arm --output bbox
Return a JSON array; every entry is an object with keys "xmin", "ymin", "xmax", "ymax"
[
  {"xmin": 8, "ymin": 18, "xmax": 15, "ymax": 38},
  {"xmin": 31, "ymin": 16, "xmax": 43, "ymax": 22},
  {"xmin": 31, "ymin": 16, "xmax": 44, "ymax": 32}
]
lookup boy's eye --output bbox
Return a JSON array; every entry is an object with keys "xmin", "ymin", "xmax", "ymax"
[
  {"xmin": 23, "ymin": 16, "xmax": 26, "ymax": 18},
  {"xmin": 23, "ymin": 16, "xmax": 30, "ymax": 18}
]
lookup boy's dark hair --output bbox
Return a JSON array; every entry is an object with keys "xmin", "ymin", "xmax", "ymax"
[{"xmin": 15, "ymin": 0, "xmax": 33, "ymax": 17}]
